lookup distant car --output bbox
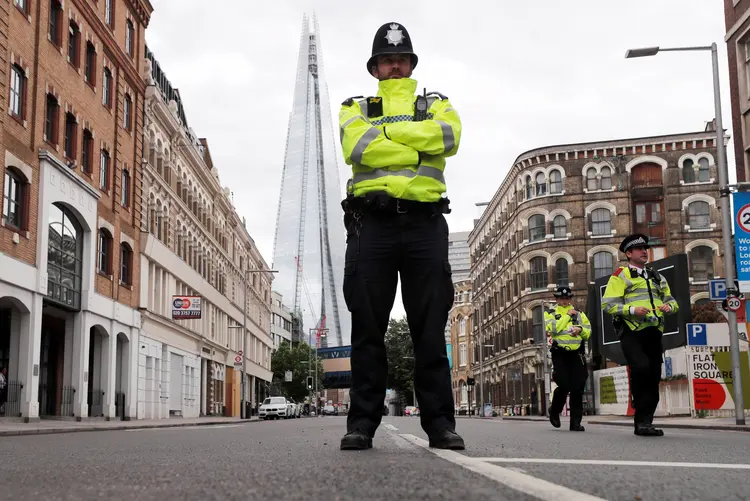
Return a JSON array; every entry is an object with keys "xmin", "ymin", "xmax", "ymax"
[
  {"xmin": 321, "ymin": 404, "xmax": 337, "ymax": 416},
  {"xmin": 259, "ymin": 397, "xmax": 289, "ymax": 420}
]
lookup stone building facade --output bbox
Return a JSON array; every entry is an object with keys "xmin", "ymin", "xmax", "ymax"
[
  {"xmin": 468, "ymin": 123, "xmax": 726, "ymax": 414},
  {"xmin": 449, "ymin": 279, "xmax": 473, "ymax": 412}
]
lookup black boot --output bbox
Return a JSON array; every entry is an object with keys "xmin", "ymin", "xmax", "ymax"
[
  {"xmin": 549, "ymin": 412, "xmax": 561, "ymax": 428},
  {"xmin": 569, "ymin": 412, "xmax": 584, "ymax": 431},
  {"xmin": 634, "ymin": 423, "xmax": 664, "ymax": 437},
  {"xmin": 428, "ymin": 429, "xmax": 465, "ymax": 450},
  {"xmin": 340, "ymin": 429, "xmax": 373, "ymax": 450}
]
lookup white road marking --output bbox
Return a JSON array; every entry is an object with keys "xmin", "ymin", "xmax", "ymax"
[
  {"xmin": 383, "ymin": 423, "xmax": 399, "ymax": 431},
  {"xmin": 387, "ymin": 432, "xmax": 418, "ymax": 450},
  {"xmin": 473, "ymin": 457, "xmax": 750, "ymax": 470},
  {"xmin": 126, "ymin": 424, "xmax": 243, "ymax": 432},
  {"xmin": 399, "ymin": 434, "xmax": 606, "ymax": 501}
]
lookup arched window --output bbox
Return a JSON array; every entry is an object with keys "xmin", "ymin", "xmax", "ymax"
[
  {"xmin": 549, "ymin": 170, "xmax": 563, "ymax": 194},
  {"xmin": 531, "ymin": 305, "xmax": 544, "ymax": 343},
  {"xmin": 529, "ymin": 257, "xmax": 547, "ymax": 291},
  {"xmin": 525, "ymin": 176, "xmax": 533, "ymax": 199},
  {"xmin": 688, "ymin": 201, "xmax": 710, "ymax": 229},
  {"xmin": 97, "ymin": 228, "xmax": 113, "ymax": 274},
  {"xmin": 555, "ymin": 258, "xmax": 569, "ymax": 286},
  {"xmin": 591, "ymin": 208, "xmax": 611, "ymax": 236},
  {"xmin": 586, "ymin": 168, "xmax": 598, "ymax": 191},
  {"xmin": 535, "ymin": 172, "xmax": 546, "ymax": 196},
  {"xmin": 698, "ymin": 158, "xmax": 710, "ymax": 183},
  {"xmin": 593, "ymin": 251, "xmax": 614, "ymax": 280},
  {"xmin": 600, "ymin": 166, "xmax": 612, "ymax": 190},
  {"xmin": 47, "ymin": 203, "xmax": 83, "ymax": 309},
  {"xmin": 689, "ymin": 246, "xmax": 714, "ymax": 282},
  {"xmin": 683, "ymin": 158, "xmax": 695, "ymax": 183},
  {"xmin": 553, "ymin": 215, "xmax": 567, "ymax": 238},
  {"xmin": 528, "ymin": 214, "xmax": 546, "ymax": 242},
  {"xmin": 120, "ymin": 243, "xmax": 133, "ymax": 285}
]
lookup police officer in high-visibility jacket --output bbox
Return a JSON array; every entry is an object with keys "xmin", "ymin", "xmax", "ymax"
[
  {"xmin": 602, "ymin": 234, "xmax": 679, "ymax": 437},
  {"xmin": 544, "ymin": 286, "xmax": 591, "ymax": 431},
  {"xmin": 338, "ymin": 22, "xmax": 463, "ymax": 451}
]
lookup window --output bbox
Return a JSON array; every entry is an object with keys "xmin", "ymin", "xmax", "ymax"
[
  {"xmin": 549, "ymin": 170, "xmax": 562, "ymax": 194},
  {"xmin": 528, "ymin": 214, "xmax": 545, "ymax": 242},
  {"xmin": 529, "ymin": 256, "xmax": 547, "ymax": 291},
  {"xmin": 126, "ymin": 19, "xmax": 135, "ymax": 57},
  {"xmin": 14, "ymin": 0, "xmax": 28, "ymax": 14},
  {"xmin": 47, "ymin": 203, "xmax": 82, "ymax": 310},
  {"xmin": 68, "ymin": 21, "xmax": 81, "ymax": 68},
  {"xmin": 99, "ymin": 149, "xmax": 110, "ymax": 190},
  {"xmin": 697, "ymin": 158, "xmax": 710, "ymax": 182},
  {"xmin": 120, "ymin": 243, "xmax": 133, "ymax": 285},
  {"xmin": 532, "ymin": 306, "xmax": 544, "ymax": 343},
  {"xmin": 81, "ymin": 129, "xmax": 93, "ymax": 174},
  {"xmin": 64, "ymin": 112, "xmax": 77, "ymax": 160},
  {"xmin": 121, "ymin": 169, "xmax": 130, "ymax": 207},
  {"xmin": 525, "ymin": 176, "xmax": 532, "ymax": 199},
  {"xmin": 105, "ymin": 0, "xmax": 114, "ymax": 27},
  {"xmin": 98, "ymin": 229, "xmax": 112, "ymax": 274},
  {"xmin": 683, "ymin": 159, "xmax": 696, "ymax": 183},
  {"xmin": 3, "ymin": 169, "xmax": 27, "ymax": 230},
  {"xmin": 555, "ymin": 258, "xmax": 568, "ymax": 286},
  {"xmin": 460, "ymin": 317, "xmax": 466, "ymax": 335},
  {"xmin": 591, "ymin": 208, "xmax": 611, "ymax": 236},
  {"xmin": 85, "ymin": 42, "xmax": 96, "ymax": 85},
  {"xmin": 553, "ymin": 215, "xmax": 566, "ymax": 238},
  {"xmin": 49, "ymin": 0, "xmax": 63, "ymax": 47},
  {"xmin": 535, "ymin": 172, "xmax": 546, "ymax": 196},
  {"xmin": 10, "ymin": 64, "xmax": 26, "ymax": 120},
  {"xmin": 688, "ymin": 201, "xmax": 710, "ymax": 229},
  {"xmin": 44, "ymin": 94, "xmax": 59, "ymax": 145},
  {"xmin": 690, "ymin": 246, "xmax": 714, "ymax": 282},
  {"xmin": 586, "ymin": 168, "xmax": 598, "ymax": 190},
  {"xmin": 600, "ymin": 166, "xmax": 612, "ymax": 190},
  {"xmin": 123, "ymin": 94, "xmax": 132, "ymax": 131},
  {"xmin": 102, "ymin": 68, "xmax": 113, "ymax": 108},
  {"xmin": 593, "ymin": 251, "xmax": 613, "ymax": 280},
  {"xmin": 459, "ymin": 343, "xmax": 467, "ymax": 366}
]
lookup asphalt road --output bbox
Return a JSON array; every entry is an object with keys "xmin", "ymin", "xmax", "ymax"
[{"xmin": 1, "ymin": 415, "xmax": 749, "ymax": 501}]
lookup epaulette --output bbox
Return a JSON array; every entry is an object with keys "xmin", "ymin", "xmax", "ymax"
[
  {"xmin": 613, "ymin": 267, "xmax": 624, "ymax": 277},
  {"xmin": 341, "ymin": 95, "xmax": 364, "ymax": 106},
  {"xmin": 425, "ymin": 91, "xmax": 448, "ymax": 100}
]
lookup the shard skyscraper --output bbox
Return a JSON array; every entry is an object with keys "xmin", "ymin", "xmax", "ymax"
[{"xmin": 272, "ymin": 14, "xmax": 350, "ymax": 347}]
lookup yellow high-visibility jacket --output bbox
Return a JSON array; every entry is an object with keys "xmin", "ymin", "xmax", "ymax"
[
  {"xmin": 601, "ymin": 266, "xmax": 679, "ymax": 332},
  {"xmin": 339, "ymin": 77, "xmax": 461, "ymax": 203},
  {"xmin": 544, "ymin": 304, "xmax": 591, "ymax": 351}
]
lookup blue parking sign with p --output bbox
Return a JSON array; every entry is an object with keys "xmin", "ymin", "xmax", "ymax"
[
  {"xmin": 687, "ymin": 323, "xmax": 707, "ymax": 346},
  {"xmin": 709, "ymin": 279, "xmax": 727, "ymax": 301}
]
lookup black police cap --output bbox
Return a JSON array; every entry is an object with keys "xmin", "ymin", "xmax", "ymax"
[
  {"xmin": 367, "ymin": 22, "xmax": 419, "ymax": 75},
  {"xmin": 553, "ymin": 286, "xmax": 573, "ymax": 298},
  {"xmin": 619, "ymin": 233, "xmax": 650, "ymax": 254}
]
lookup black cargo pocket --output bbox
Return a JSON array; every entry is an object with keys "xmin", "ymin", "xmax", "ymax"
[
  {"xmin": 443, "ymin": 260, "xmax": 455, "ymax": 310},
  {"xmin": 343, "ymin": 260, "xmax": 357, "ymax": 312}
]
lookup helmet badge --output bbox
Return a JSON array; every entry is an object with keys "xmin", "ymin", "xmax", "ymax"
[{"xmin": 385, "ymin": 23, "xmax": 404, "ymax": 46}]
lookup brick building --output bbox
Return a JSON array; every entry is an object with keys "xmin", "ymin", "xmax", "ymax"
[
  {"xmin": 448, "ymin": 279, "xmax": 473, "ymax": 412},
  {"xmin": 0, "ymin": 0, "xmax": 152, "ymax": 421},
  {"xmin": 725, "ymin": 0, "xmax": 750, "ymax": 182},
  {"xmin": 468, "ymin": 123, "xmax": 726, "ymax": 415}
]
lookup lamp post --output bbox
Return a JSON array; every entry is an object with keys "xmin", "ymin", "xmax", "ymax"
[
  {"xmin": 229, "ymin": 267, "xmax": 278, "ymax": 419},
  {"xmin": 477, "ymin": 332, "xmax": 494, "ymax": 417},
  {"xmin": 307, "ymin": 327, "xmax": 328, "ymax": 415},
  {"xmin": 625, "ymin": 43, "xmax": 745, "ymax": 425}
]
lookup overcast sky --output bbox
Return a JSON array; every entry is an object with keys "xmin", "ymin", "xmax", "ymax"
[{"xmin": 146, "ymin": 0, "xmax": 733, "ymax": 321}]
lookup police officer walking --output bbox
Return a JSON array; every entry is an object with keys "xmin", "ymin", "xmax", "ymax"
[
  {"xmin": 338, "ymin": 22, "xmax": 463, "ymax": 451},
  {"xmin": 602, "ymin": 234, "xmax": 679, "ymax": 437},
  {"xmin": 544, "ymin": 286, "xmax": 591, "ymax": 431}
]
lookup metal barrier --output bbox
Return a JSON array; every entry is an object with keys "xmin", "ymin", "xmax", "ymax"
[
  {"xmin": 2, "ymin": 380, "xmax": 23, "ymax": 417},
  {"xmin": 115, "ymin": 392, "xmax": 126, "ymax": 420},
  {"xmin": 88, "ymin": 388, "xmax": 104, "ymax": 417}
]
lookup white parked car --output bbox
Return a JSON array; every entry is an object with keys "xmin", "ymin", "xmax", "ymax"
[{"xmin": 259, "ymin": 397, "xmax": 289, "ymax": 420}]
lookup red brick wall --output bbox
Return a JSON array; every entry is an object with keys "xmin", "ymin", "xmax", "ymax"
[{"xmin": 2, "ymin": 0, "xmax": 152, "ymax": 311}]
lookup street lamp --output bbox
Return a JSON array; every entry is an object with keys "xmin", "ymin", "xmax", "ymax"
[
  {"xmin": 229, "ymin": 267, "xmax": 278, "ymax": 420},
  {"xmin": 625, "ymin": 43, "xmax": 746, "ymax": 425},
  {"xmin": 477, "ymin": 337, "xmax": 494, "ymax": 417},
  {"xmin": 308, "ymin": 327, "xmax": 328, "ymax": 415}
]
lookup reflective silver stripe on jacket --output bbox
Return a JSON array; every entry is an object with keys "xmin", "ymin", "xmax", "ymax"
[
  {"xmin": 350, "ymin": 128, "xmax": 382, "ymax": 164},
  {"xmin": 353, "ymin": 165, "xmax": 445, "ymax": 184}
]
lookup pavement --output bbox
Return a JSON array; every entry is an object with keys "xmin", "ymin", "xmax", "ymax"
[
  {"xmin": 1, "ymin": 415, "xmax": 749, "ymax": 501},
  {"xmin": 483, "ymin": 414, "xmax": 750, "ymax": 432}
]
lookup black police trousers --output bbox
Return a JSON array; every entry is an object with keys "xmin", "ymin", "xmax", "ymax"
[
  {"xmin": 620, "ymin": 326, "xmax": 663, "ymax": 427},
  {"xmin": 549, "ymin": 347, "xmax": 588, "ymax": 425},
  {"xmin": 343, "ymin": 207, "xmax": 455, "ymax": 438}
]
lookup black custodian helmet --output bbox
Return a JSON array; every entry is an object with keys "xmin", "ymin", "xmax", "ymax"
[
  {"xmin": 553, "ymin": 286, "xmax": 573, "ymax": 298},
  {"xmin": 367, "ymin": 22, "xmax": 419, "ymax": 75}
]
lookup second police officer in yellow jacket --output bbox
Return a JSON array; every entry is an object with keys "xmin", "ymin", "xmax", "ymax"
[
  {"xmin": 544, "ymin": 286, "xmax": 591, "ymax": 431},
  {"xmin": 338, "ymin": 22, "xmax": 463, "ymax": 451}
]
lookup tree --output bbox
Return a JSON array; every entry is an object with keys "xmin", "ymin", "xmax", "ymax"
[
  {"xmin": 691, "ymin": 301, "xmax": 727, "ymax": 323},
  {"xmin": 384, "ymin": 317, "xmax": 416, "ymax": 406},
  {"xmin": 270, "ymin": 340, "xmax": 324, "ymax": 402}
]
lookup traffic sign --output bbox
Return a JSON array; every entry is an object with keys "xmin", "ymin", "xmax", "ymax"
[
  {"xmin": 709, "ymin": 279, "xmax": 728, "ymax": 301},
  {"xmin": 687, "ymin": 323, "xmax": 708, "ymax": 346},
  {"xmin": 728, "ymin": 297, "xmax": 743, "ymax": 311},
  {"xmin": 238, "ymin": 350, "xmax": 243, "ymax": 357},
  {"xmin": 234, "ymin": 355, "xmax": 242, "ymax": 364}
]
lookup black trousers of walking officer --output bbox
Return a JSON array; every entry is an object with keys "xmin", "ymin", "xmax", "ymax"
[
  {"xmin": 620, "ymin": 326, "xmax": 663, "ymax": 427},
  {"xmin": 549, "ymin": 346, "xmax": 588, "ymax": 426},
  {"xmin": 342, "ymin": 197, "xmax": 456, "ymax": 438}
]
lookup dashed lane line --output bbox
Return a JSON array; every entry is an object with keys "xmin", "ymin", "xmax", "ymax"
[
  {"xmin": 399, "ymin": 433, "xmax": 607, "ymax": 501},
  {"xmin": 383, "ymin": 424, "xmax": 399, "ymax": 431},
  {"xmin": 472, "ymin": 457, "xmax": 750, "ymax": 470}
]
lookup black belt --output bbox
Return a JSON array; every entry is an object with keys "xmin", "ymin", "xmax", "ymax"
[{"xmin": 341, "ymin": 193, "xmax": 450, "ymax": 215}]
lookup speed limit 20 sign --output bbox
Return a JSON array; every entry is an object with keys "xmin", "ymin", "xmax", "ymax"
[
  {"xmin": 727, "ymin": 297, "xmax": 743, "ymax": 312},
  {"xmin": 736, "ymin": 203, "xmax": 750, "ymax": 234}
]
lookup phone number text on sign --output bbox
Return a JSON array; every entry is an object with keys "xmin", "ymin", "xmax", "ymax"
[{"xmin": 172, "ymin": 295, "xmax": 202, "ymax": 320}]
